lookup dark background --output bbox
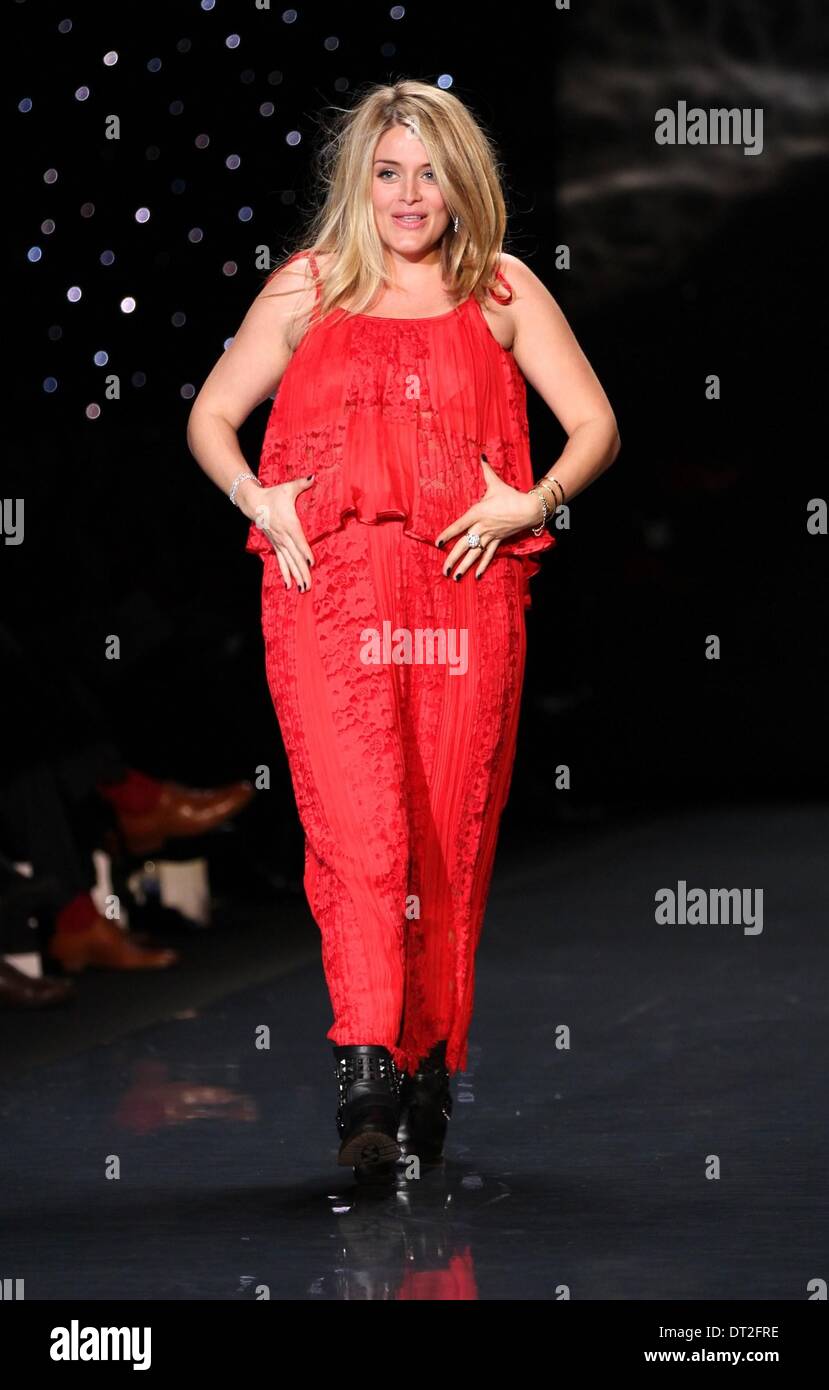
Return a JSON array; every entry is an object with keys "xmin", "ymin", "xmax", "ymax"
[{"xmin": 5, "ymin": 0, "xmax": 827, "ymax": 880}]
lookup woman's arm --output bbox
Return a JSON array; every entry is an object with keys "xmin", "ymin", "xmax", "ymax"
[
  {"xmin": 503, "ymin": 252, "xmax": 621, "ymax": 505},
  {"xmin": 437, "ymin": 254, "xmax": 621, "ymax": 578},
  {"xmin": 185, "ymin": 256, "xmax": 317, "ymax": 520}
]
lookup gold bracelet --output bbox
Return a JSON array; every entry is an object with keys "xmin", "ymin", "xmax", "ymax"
[
  {"xmin": 536, "ymin": 478, "xmax": 559, "ymax": 510},
  {"xmin": 541, "ymin": 473, "xmax": 566, "ymax": 505}
]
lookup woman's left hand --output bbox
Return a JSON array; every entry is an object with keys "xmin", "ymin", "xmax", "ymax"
[{"xmin": 435, "ymin": 454, "xmax": 542, "ymax": 579}]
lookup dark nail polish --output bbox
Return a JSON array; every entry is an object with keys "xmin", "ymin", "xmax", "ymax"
[
  {"xmin": 443, "ymin": 568, "xmax": 450, "ymax": 577},
  {"xmin": 481, "ymin": 453, "xmax": 488, "ymax": 462},
  {"xmin": 436, "ymin": 539, "xmax": 444, "ymax": 549},
  {"xmin": 454, "ymin": 573, "xmax": 460, "ymax": 581}
]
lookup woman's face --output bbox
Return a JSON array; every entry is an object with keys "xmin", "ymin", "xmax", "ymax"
[{"xmin": 371, "ymin": 124, "xmax": 450, "ymax": 258}]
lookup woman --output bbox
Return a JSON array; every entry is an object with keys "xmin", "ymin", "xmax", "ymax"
[{"xmin": 187, "ymin": 80, "xmax": 620, "ymax": 1175}]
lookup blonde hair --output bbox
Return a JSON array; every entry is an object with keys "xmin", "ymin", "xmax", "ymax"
[{"xmin": 261, "ymin": 78, "xmax": 513, "ymax": 321}]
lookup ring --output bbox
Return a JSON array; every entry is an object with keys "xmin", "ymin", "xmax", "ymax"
[{"xmin": 466, "ymin": 532, "xmax": 481, "ymax": 549}]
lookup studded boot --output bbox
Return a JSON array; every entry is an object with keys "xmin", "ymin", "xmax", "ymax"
[
  {"xmin": 397, "ymin": 1040, "xmax": 454, "ymax": 1163},
  {"xmin": 332, "ymin": 1043, "xmax": 403, "ymax": 1169}
]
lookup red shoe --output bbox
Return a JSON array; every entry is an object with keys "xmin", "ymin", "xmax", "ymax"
[
  {"xmin": 114, "ymin": 780, "xmax": 254, "ymax": 855},
  {"xmin": 47, "ymin": 914, "xmax": 179, "ymax": 973}
]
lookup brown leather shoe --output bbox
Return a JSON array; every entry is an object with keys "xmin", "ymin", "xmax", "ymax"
[
  {"xmin": 115, "ymin": 780, "xmax": 255, "ymax": 855},
  {"xmin": 0, "ymin": 959, "xmax": 76, "ymax": 1009},
  {"xmin": 47, "ymin": 914, "xmax": 180, "ymax": 973}
]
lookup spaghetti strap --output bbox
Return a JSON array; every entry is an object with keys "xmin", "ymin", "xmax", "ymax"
[
  {"xmin": 265, "ymin": 249, "xmax": 323, "ymax": 319},
  {"xmin": 488, "ymin": 262, "xmax": 514, "ymax": 305},
  {"xmin": 305, "ymin": 251, "xmax": 323, "ymax": 320}
]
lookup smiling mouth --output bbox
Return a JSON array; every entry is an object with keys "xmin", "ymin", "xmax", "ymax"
[{"xmin": 392, "ymin": 214, "xmax": 427, "ymax": 224}]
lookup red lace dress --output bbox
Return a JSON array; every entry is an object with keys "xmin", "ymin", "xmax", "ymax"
[
  {"xmin": 246, "ymin": 251, "xmax": 555, "ymax": 606},
  {"xmin": 248, "ymin": 251, "xmax": 555, "ymax": 1078}
]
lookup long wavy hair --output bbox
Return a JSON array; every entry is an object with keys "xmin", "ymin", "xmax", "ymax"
[{"xmin": 261, "ymin": 78, "xmax": 513, "ymax": 321}]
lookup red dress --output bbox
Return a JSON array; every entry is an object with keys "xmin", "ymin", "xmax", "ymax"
[{"xmin": 247, "ymin": 251, "xmax": 555, "ymax": 1077}]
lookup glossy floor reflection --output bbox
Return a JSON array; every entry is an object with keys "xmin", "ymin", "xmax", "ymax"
[{"xmin": 0, "ymin": 801, "xmax": 826, "ymax": 1299}]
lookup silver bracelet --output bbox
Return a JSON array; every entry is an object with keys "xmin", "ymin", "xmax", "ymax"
[
  {"xmin": 229, "ymin": 471, "xmax": 261, "ymax": 507},
  {"xmin": 536, "ymin": 477, "xmax": 559, "ymax": 511},
  {"xmin": 528, "ymin": 485, "xmax": 548, "ymax": 536}
]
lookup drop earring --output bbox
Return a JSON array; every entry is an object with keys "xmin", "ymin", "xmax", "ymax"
[{"xmin": 453, "ymin": 214, "xmax": 459, "ymax": 232}]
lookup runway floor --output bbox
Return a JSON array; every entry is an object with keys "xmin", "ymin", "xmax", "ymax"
[{"xmin": 0, "ymin": 799, "xmax": 826, "ymax": 1300}]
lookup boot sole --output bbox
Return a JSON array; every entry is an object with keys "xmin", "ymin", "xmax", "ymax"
[{"xmin": 338, "ymin": 1128, "xmax": 401, "ymax": 1168}]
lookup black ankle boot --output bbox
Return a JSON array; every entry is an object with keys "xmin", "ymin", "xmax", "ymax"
[
  {"xmin": 397, "ymin": 1040, "xmax": 453, "ymax": 1163},
  {"xmin": 332, "ymin": 1043, "xmax": 402, "ymax": 1169}
]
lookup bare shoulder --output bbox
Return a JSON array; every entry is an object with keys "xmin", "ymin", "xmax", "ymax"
[
  {"xmin": 495, "ymin": 252, "xmax": 575, "ymax": 358},
  {"xmin": 477, "ymin": 252, "xmax": 540, "ymax": 351},
  {"xmin": 254, "ymin": 250, "xmax": 327, "ymax": 353},
  {"xmin": 497, "ymin": 252, "xmax": 555, "ymax": 310}
]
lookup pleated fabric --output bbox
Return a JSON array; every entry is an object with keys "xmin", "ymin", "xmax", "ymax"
[
  {"xmin": 260, "ymin": 514, "xmax": 526, "ymax": 1078},
  {"xmin": 246, "ymin": 250, "xmax": 556, "ymax": 605}
]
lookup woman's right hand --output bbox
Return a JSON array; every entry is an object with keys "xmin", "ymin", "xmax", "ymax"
[{"xmin": 238, "ymin": 476, "xmax": 316, "ymax": 591}]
